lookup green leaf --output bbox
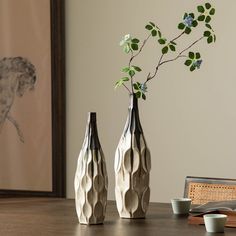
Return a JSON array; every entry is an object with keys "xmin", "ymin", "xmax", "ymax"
[
  {"xmin": 190, "ymin": 65, "xmax": 196, "ymax": 71},
  {"xmin": 183, "ymin": 13, "xmax": 188, "ymax": 19},
  {"xmin": 204, "ymin": 30, "xmax": 211, "ymax": 37},
  {"xmin": 198, "ymin": 15, "xmax": 205, "ymax": 21},
  {"xmin": 192, "ymin": 20, "xmax": 198, "ymax": 27},
  {"xmin": 131, "ymin": 43, "xmax": 138, "ymax": 50},
  {"xmin": 162, "ymin": 46, "xmax": 168, "ymax": 54},
  {"xmin": 205, "ymin": 16, "xmax": 211, "ymax": 23},
  {"xmin": 189, "ymin": 13, "xmax": 195, "ymax": 19},
  {"xmin": 115, "ymin": 77, "xmax": 129, "ymax": 88},
  {"xmin": 142, "ymin": 93, "xmax": 146, "ymax": 100},
  {"xmin": 145, "ymin": 24, "xmax": 153, "ymax": 30},
  {"xmin": 115, "ymin": 81, "xmax": 122, "ymax": 89},
  {"xmin": 131, "ymin": 38, "xmax": 140, "ymax": 43},
  {"xmin": 123, "ymin": 44, "xmax": 130, "ymax": 53},
  {"xmin": 189, "ymin": 52, "xmax": 195, "ymax": 59},
  {"xmin": 169, "ymin": 45, "xmax": 176, "ymax": 51},
  {"xmin": 196, "ymin": 52, "xmax": 201, "ymax": 59},
  {"xmin": 184, "ymin": 27, "xmax": 191, "ymax": 34},
  {"xmin": 149, "ymin": 21, "xmax": 155, "ymax": 27},
  {"xmin": 184, "ymin": 60, "xmax": 192, "ymax": 66},
  {"xmin": 135, "ymin": 91, "xmax": 141, "ymax": 98},
  {"xmin": 122, "ymin": 67, "xmax": 130, "ymax": 72},
  {"xmin": 122, "ymin": 77, "xmax": 129, "ymax": 81},
  {"xmin": 158, "ymin": 38, "xmax": 166, "ymax": 45},
  {"xmin": 205, "ymin": 23, "xmax": 212, "ymax": 29},
  {"xmin": 205, "ymin": 3, "xmax": 211, "ymax": 9},
  {"xmin": 197, "ymin": 5, "xmax": 205, "ymax": 13},
  {"xmin": 132, "ymin": 66, "xmax": 142, "ymax": 72},
  {"xmin": 213, "ymin": 34, "xmax": 216, "ymax": 42},
  {"xmin": 158, "ymin": 31, "xmax": 162, "ymax": 38},
  {"xmin": 170, "ymin": 41, "xmax": 177, "ymax": 45},
  {"xmin": 129, "ymin": 70, "xmax": 135, "ymax": 77},
  {"xmin": 209, "ymin": 8, "xmax": 215, "ymax": 15},
  {"xmin": 151, "ymin": 29, "xmax": 157, "ymax": 36},
  {"xmin": 207, "ymin": 35, "xmax": 213, "ymax": 44},
  {"xmin": 133, "ymin": 83, "xmax": 139, "ymax": 90},
  {"xmin": 178, "ymin": 23, "xmax": 185, "ymax": 30}
]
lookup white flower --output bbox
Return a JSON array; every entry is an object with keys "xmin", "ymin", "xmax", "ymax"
[{"xmin": 119, "ymin": 34, "xmax": 131, "ymax": 46}]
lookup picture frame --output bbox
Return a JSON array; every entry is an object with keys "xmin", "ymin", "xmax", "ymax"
[{"xmin": 0, "ymin": 0, "xmax": 66, "ymax": 197}]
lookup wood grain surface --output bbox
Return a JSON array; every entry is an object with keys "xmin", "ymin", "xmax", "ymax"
[{"xmin": 0, "ymin": 198, "xmax": 235, "ymax": 236}]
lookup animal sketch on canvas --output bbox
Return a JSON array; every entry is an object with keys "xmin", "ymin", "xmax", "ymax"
[{"xmin": 0, "ymin": 57, "xmax": 36, "ymax": 143}]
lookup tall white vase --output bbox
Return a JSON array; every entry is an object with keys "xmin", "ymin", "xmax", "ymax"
[
  {"xmin": 74, "ymin": 112, "xmax": 108, "ymax": 224},
  {"xmin": 114, "ymin": 95, "xmax": 151, "ymax": 218}
]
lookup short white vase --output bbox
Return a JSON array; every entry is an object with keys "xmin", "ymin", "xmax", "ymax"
[
  {"xmin": 74, "ymin": 112, "xmax": 108, "ymax": 224},
  {"xmin": 114, "ymin": 95, "xmax": 151, "ymax": 218}
]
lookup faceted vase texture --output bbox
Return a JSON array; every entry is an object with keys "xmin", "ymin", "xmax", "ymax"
[
  {"xmin": 74, "ymin": 112, "xmax": 108, "ymax": 224},
  {"xmin": 114, "ymin": 95, "xmax": 151, "ymax": 218}
]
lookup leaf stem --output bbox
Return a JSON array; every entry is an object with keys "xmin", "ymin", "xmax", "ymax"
[
  {"xmin": 122, "ymin": 83, "xmax": 132, "ymax": 94},
  {"xmin": 129, "ymin": 34, "xmax": 151, "ymax": 66},
  {"xmin": 145, "ymin": 32, "xmax": 185, "ymax": 83},
  {"xmin": 160, "ymin": 36, "xmax": 204, "ymax": 66},
  {"xmin": 171, "ymin": 31, "xmax": 185, "ymax": 42},
  {"xmin": 146, "ymin": 35, "xmax": 204, "ymax": 83},
  {"xmin": 129, "ymin": 51, "xmax": 134, "ymax": 93}
]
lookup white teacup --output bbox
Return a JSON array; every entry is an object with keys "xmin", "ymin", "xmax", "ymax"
[
  {"xmin": 171, "ymin": 198, "xmax": 192, "ymax": 215},
  {"xmin": 203, "ymin": 214, "xmax": 227, "ymax": 233}
]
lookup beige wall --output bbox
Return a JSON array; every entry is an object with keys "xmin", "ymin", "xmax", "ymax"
[{"xmin": 66, "ymin": 0, "xmax": 236, "ymax": 202}]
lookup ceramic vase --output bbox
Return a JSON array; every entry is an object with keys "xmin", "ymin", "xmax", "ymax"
[
  {"xmin": 74, "ymin": 112, "xmax": 108, "ymax": 224},
  {"xmin": 114, "ymin": 95, "xmax": 151, "ymax": 218}
]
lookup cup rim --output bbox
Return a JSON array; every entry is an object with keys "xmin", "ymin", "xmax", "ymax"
[
  {"xmin": 203, "ymin": 214, "xmax": 227, "ymax": 219},
  {"xmin": 171, "ymin": 198, "xmax": 192, "ymax": 202}
]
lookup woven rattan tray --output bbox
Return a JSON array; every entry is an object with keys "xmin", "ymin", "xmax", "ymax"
[{"xmin": 184, "ymin": 176, "xmax": 236, "ymax": 204}]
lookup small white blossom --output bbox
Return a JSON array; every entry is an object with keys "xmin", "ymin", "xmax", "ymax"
[{"xmin": 119, "ymin": 34, "xmax": 131, "ymax": 46}]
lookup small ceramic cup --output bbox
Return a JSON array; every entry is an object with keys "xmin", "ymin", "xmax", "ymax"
[
  {"xmin": 203, "ymin": 214, "xmax": 227, "ymax": 233},
  {"xmin": 171, "ymin": 198, "xmax": 192, "ymax": 215}
]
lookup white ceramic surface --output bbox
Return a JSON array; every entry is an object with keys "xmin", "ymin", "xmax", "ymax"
[
  {"xmin": 74, "ymin": 113, "xmax": 108, "ymax": 225},
  {"xmin": 114, "ymin": 96, "xmax": 151, "ymax": 219},
  {"xmin": 171, "ymin": 198, "xmax": 192, "ymax": 214},
  {"xmin": 203, "ymin": 214, "xmax": 227, "ymax": 233}
]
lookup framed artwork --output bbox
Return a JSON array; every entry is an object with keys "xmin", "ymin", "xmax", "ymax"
[{"xmin": 0, "ymin": 0, "xmax": 65, "ymax": 197}]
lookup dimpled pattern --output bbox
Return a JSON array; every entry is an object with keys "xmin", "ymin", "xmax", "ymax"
[
  {"xmin": 74, "ymin": 113, "xmax": 108, "ymax": 225},
  {"xmin": 114, "ymin": 129, "xmax": 151, "ymax": 218},
  {"xmin": 75, "ymin": 149, "xmax": 108, "ymax": 224},
  {"xmin": 114, "ymin": 95, "xmax": 151, "ymax": 219}
]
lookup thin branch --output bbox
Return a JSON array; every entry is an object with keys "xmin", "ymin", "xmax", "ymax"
[
  {"xmin": 159, "ymin": 55, "xmax": 187, "ymax": 65},
  {"xmin": 171, "ymin": 31, "xmax": 185, "ymax": 42},
  {"xmin": 122, "ymin": 83, "xmax": 132, "ymax": 94},
  {"xmin": 160, "ymin": 36, "xmax": 204, "ymax": 66},
  {"xmin": 145, "ymin": 32, "xmax": 185, "ymax": 83},
  {"xmin": 129, "ymin": 34, "xmax": 151, "ymax": 67},
  {"xmin": 146, "ymin": 54, "xmax": 164, "ymax": 82},
  {"xmin": 146, "ymin": 36, "xmax": 204, "ymax": 83}
]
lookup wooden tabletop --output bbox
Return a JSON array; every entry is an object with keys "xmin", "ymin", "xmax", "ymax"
[{"xmin": 0, "ymin": 198, "xmax": 235, "ymax": 236}]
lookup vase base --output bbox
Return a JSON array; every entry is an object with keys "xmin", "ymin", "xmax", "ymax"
[
  {"xmin": 79, "ymin": 220, "xmax": 104, "ymax": 225},
  {"xmin": 119, "ymin": 212, "xmax": 146, "ymax": 219},
  {"xmin": 120, "ymin": 216, "xmax": 146, "ymax": 219}
]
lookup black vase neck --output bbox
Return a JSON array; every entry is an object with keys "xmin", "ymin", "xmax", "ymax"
[
  {"xmin": 126, "ymin": 95, "xmax": 143, "ymax": 134},
  {"xmin": 84, "ymin": 112, "xmax": 101, "ymax": 149},
  {"xmin": 129, "ymin": 94, "xmax": 138, "ymax": 111}
]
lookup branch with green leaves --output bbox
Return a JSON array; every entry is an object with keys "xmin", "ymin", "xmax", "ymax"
[{"xmin": 115, "ymin": 2, "xmax": 216, "ymax": 100}]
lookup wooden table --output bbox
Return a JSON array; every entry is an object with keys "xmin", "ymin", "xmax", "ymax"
[{"xmin": 0, "ymin": 198, "xmax": 235, "ymax": 236}]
